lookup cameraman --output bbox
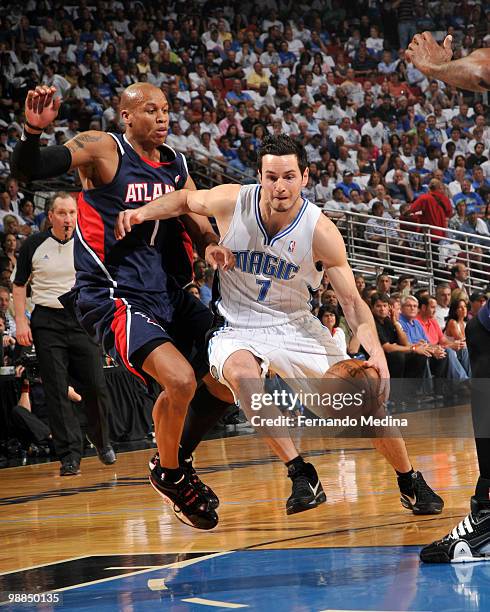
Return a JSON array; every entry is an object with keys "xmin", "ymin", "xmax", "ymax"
[{"xmin": 12, "ymin": 192, "xmax": 115, "ymax": 476}]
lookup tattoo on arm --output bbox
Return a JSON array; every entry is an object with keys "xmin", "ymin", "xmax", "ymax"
[
  {"xmin": 66, "ymin": 133, "xmax": 103, "ymax": 152},
  {"xmin": 478, "ymin": 79, "xmax": 490, "ymax": 90}
]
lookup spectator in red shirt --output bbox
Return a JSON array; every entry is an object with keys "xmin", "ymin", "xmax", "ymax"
[
  {"xmin": 407, "ymin": 179, "xmax": 453, "ymax": 241},
  {"xmin": 416, "ymin": 295, "xmax": 471, "ymax": 377}
]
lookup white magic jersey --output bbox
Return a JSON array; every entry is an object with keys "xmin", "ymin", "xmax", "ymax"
[{"xmin": 218, "ymin": 184, "xmax": 323, "ymax": 328}]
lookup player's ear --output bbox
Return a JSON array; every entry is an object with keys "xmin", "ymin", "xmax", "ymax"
[
  {"xmin": 120, "ymin": 109, "xmax": 132, "ymax": 128},
  {"xmin": 302, "ymin": 166, "xmax": 309, "ymax": 188}
]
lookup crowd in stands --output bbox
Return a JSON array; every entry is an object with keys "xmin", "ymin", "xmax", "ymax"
[{"xmin": 0, "ymin": 1, "xmax": 490, "ymax": 396}]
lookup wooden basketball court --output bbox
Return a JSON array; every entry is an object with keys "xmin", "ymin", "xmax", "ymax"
[{"xmin": 1, "ymin": 423, "xmax": 487, "ymax": 611}]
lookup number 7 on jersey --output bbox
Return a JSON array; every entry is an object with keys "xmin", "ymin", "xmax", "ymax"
[{"xmin": 256, "ymin": 279, "xmax": 271, "ymax": 302}]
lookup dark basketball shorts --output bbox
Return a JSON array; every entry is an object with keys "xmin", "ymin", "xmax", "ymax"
[{"xmin": 62, "ymin": 286, "xmax": 213, "ymax": 384}]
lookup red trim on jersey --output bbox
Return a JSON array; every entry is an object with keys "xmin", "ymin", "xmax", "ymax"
[
  {"xmin": 77, "ymin": 194, "xmax": 106, "ymax": 262},
  {"xmin": 178, "ymin": 219, "xmax": 195, "ymax": 276},
  {"xmin": 111, "ymin": 299, "xmax": 146, "ymax": 383},
  {"xmin": 140, "ymin": 154, "xmax": 172, "ymax": 167}
]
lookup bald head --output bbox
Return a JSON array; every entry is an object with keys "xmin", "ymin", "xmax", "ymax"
[
  {"xmin": 120, "ymin": 82, "xmax": 170, "ymax": 146},
  {"xmin": 120, "ymin": 83, "xmax": 167, "ymax": 111}
]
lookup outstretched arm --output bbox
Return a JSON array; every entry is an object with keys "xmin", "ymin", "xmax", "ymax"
[
  {"xmin": 115, "ymin": 183, "xmax": 240, "ymax": 240},
  {"xmin": 406, "ymin": 32, "xmax": 490, "ymax": 92}
]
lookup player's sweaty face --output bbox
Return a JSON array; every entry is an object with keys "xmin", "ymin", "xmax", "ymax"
[{"xmin": 260, "ymin": 154, "xmax": 307, "ymax": 212}]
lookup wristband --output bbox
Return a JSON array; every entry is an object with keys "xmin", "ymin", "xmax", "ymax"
[
  {"xmin": 20, "ymin": 127, "xmax": 42, "ymax": 142},
  {"xmin": 24, "ymin": 119, "xmax": 44, "ymax": 132}
]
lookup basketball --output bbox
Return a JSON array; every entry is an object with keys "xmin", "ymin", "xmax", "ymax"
[{"xmin": 324, "ymin": 358, "xmax": 384, "ymax": 418}]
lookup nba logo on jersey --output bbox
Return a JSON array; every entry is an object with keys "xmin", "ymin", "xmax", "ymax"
[{"xmin": 288, "ymin": 240, "xmax": 296, "ymax": 253}]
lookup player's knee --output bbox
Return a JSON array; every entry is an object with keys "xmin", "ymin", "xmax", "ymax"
[
  {"xmin": 223, "ymin": 365, "xmax": 254, "ymax": 390},
  {"xmin": 164, "ymin": 370, "xmax": 197, "ymax": 403}
]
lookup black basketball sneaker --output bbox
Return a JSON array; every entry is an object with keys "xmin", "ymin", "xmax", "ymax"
[
  {"xmin": 420, "ymin": 497, "xmax": 490, "ymax": 563},
  {"xmin": 399, "ymin": 471, "xmax": 444, "ymax": 515},
  {"xmin": 149, "ymin": 452, "xmax": 219, "ymax": 509},
  {"xmin": 149, "ymin": 465, "xmax": 218, "ymax": 530},
  {"xmin": 286, "ymin": 461, "xmax": 326, "ymax": 515}
]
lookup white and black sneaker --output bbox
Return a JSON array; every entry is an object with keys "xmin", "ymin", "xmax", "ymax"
[
  {"xmin": 286, "ymin": 462, "xmax": 326, "ymax": 515},
  {"xmin": 149, "ymin": 452, "xmax": 219, "ymax": 509},
  {"xmin": 420, "ymin": 497, "xmax": 490, "ymax": 563},
  {"xmin": 400, "ymin": 471, "xmax": 444, "ymax": 515}
]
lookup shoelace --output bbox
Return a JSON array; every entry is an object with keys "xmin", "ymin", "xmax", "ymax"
[
  {"xmin": 412, "ymin": 473, "xmax": 436, "ymax": 501},
  {"xmin": 291, "ymin": 474, "xmax": 314, "ymax": 496},
  {"xmin": 449, "ymin": 515, "xmax": 475, "ymax": 540}
]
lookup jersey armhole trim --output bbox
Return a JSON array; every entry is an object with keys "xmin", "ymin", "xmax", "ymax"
[{"xmin": 218, "ymin": 184, "xmax": 247, "ymax": 246}]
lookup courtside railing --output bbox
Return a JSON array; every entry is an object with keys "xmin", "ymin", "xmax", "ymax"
[{"xmin": 324, "ymin": 208, "xmax": 490, "ymax": 292}]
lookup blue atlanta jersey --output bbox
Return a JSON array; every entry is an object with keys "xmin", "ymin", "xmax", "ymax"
[{"xmin": 74, "ymin": 133, "xmax": 189, "ymax": 313}]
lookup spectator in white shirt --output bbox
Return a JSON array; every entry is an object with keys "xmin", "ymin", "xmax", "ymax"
[
  {"xmin": 361, "ymin": 113, "xmax": 384, "ymax": 148},
  {"xmin": 336, "ymin": 146, "xmax": 359, "ymax": 175},
  {"xmin": 332, "ymin": 117, "xmax": 361, "ymax": 150},
  {"xmin": 166, "ymin": 122, "xmax": 189, "ymax": 154}
]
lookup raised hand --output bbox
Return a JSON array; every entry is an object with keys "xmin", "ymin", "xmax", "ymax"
[
  {"xmin": 25, "ymin": 86, "xmax": 62, "ymax": 130},
  {"xmin": 406, "ymin": 32, "xmax": 453, "ymax": 75}
]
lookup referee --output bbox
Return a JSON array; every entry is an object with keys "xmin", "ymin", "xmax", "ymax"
[{"xmin": 12, "ymin": 192, "xmax": 115, "ymax": 476}]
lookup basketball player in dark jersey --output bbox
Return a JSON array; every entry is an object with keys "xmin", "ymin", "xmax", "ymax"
[
  {"xmin": 407, "ymin": 33, "xmax": 490, "ymax": 561},
  {"xmin": 12, "ymin": 83, "xmax": 234, "ymax": 530}
]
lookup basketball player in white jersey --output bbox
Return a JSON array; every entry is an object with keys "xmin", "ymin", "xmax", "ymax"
[{"xmin": 117, "ymin": 135, "xmax": 443, "ymax": 516}]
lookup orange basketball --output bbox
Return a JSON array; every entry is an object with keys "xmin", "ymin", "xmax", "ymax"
[{"xmin": 325, "ymin": 358, "xmax": 383, "ymax": 418}]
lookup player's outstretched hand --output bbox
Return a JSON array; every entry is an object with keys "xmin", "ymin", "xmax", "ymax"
[
  {"xmin": 25, "ymin": 86, "xmax": 61, "ymax": 129},
  {"xmin": 406, "ymin": 31, "xmax": 453, "ymax": 75},
  {"xmin": 115, "ymin": 209, "xmax": 146, "ymax": 240},
  {"xmin": 205, "ymin": 244, "xmax": 235, "ymax": 271}
]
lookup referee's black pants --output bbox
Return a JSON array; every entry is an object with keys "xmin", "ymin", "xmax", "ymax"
[
  {"xmin": 466, "ymin": 316, "xmax": 490, "ymax": 479},
  {"xmin": 30, "ymin": 305, "xmax": 112, "ymax": 464}
]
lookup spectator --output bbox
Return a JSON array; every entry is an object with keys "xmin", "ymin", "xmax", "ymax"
[
  {"xmin": 364, "ymin": 201, "xmax": 400, "ymax": 254},
  {"xmin": 398, "ymin": 295, "xmax": 450, "ymax": 387},
  {"xmin": 453, "ymin": 179, "xmax": 485, "ymax": 213},
  {"xmin": 336, "ymin": 171, "xmax": 362, "ymax": 198},
  {"xmin": 407, "ymin": 179, "xmax": 452, "ymax": 242},
  {"xmin": 0, "ymin": 285, "xmax": 15, "ymax": 338},
  {"xmin": 444, "ymin": 298, "xmax": 469, "ymax": 342},
  {"xmin": 468, "ymin": 292, "xmax": 487, "ymax": 320},
  {"xmin": 459, "ymin": 205, "xmax": 490, "ymax": 245},
  {"xmin": 434, "ymin": 283, "xmax": 452, "ymax": 329},
  {"xmin": 318, "ymin": 304, "xmax": 347, "ymax": 354},
  {"xmin": 449, "ymin": 264, "xmax": 470, "ymax": 298},
  {"xmin": 416, "ymin": 295, "xmax": 470, "ymax": 378},
  {"xmin": 370, "ymin": 292, "xmax": 428, "ymax": 401},
  {"xmin": 1, "ymin": 233, "xmax": 17, "ymax": 268},
  {"xmin": 376, "ymin": 273, "xmax": 392, "ymax": 296}
]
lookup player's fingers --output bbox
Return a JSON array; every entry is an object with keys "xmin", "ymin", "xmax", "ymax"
[
  {"xmin": 207, "ymin": 252, "xmax": 218, "ymax": 270},
  {"xmin": 31, "ymin": 92, "xmax": 40, "ymax": 115},
  {"xmin": 26, "ymin": 90, "xmax": 35, "ymax": 111},
  {"xmin": 443, "ymin": 34, "xmax": 453, "ymax": 52},
  {"xmin": 43, "ymin": 90, "xmax": 54, "ymax": 111},
  {"xmin": 225, "ymin": 250, "xmax": 235, "ymax": 270},
  {"xmin": 422, "ymin": 31, "xmax": 433, "ymax": 42},
  {"xmin": 115, "ymin": 212, "xmax": 125, "ymax": 239},
  {"xmin": 123, "ymin": 211, "xmax": 135, "ymax": 233}
]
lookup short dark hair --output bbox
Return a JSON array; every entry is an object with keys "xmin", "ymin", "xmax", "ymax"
[
  {"xmin": 418, "ymin": 295, "xmax": 435, "ymax": 308},
  {"xmin": 370, "ymin": 292, "xmax": 389, "ymax": 307},
  {"xmin": 318, "ymin": 304, "xmax": 340, "ymax": 328},
  {"xmin": 470, "ymin": 291, "xmax": 486, "ymax": 303},
  {"xmin": 258, "ymin": 134, "xmax": 308, "ymax": 174}
]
